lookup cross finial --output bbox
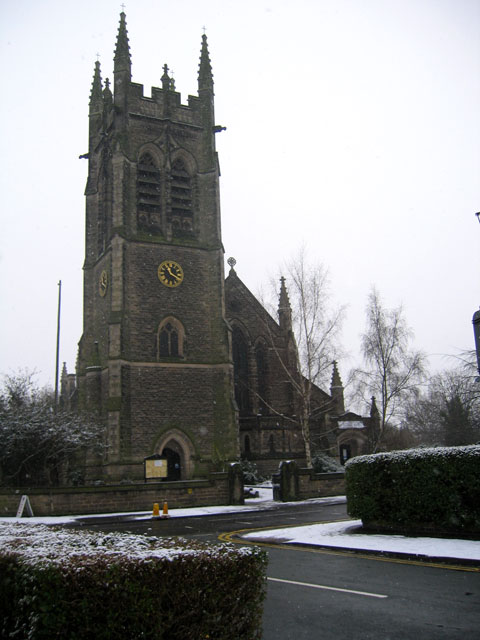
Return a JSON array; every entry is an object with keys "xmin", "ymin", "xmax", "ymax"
[
  {"xmin": 96, "ymin": 52, "xmax": 100, "ymax": 61},
  {"xmin": 202, "ymin": 25, "xmax": 207, "ymax": 34},
  {"xmin": 121, "ymin": 3, "xmax": 126, "ymax": 11}
]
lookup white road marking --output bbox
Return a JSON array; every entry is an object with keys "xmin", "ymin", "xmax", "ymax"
[{"xmin": 267, "ymin": 577, "xmax": 388, "ymax": 599}]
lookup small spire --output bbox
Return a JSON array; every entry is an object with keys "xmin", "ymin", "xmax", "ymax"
[
  {"xmin": 330, "ymin": 361, "xmax": 345, "ymax": 414},
  {"xmin": 278, "ymin": 276, "xmax": 292, "ymax": 331},
  {"xmin": 161, "ymin": 63, "xmax": 171, "ymax": 91},
  {"xmin": 370, "ymin": 396, "xmax": 379, "ymax": 418},
  {"xmin": 114, "ymin": 11, "xmax": 131, "ymax": 73},
  {"xmin": 103, "ymin": 77, "xmax": 113, "ymax": 110},
  {"xmin": 89, "ymin": 60, "xmax": 103, "ymax": 108},
  {"xmin": 330, "ymin": 361, "xmax": 343, "ymax": 389},
  {"xmin": 198, "ymin": 33, "xmax": 213, "ymax": 91}
]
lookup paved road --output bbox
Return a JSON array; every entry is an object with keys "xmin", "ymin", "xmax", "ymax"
[
  {"xmin": 263, "ymin": 546, "xmax": 479, "ymax": 639},
  {"xmin": 72, "ymin": 498, "xmax": 349, "ymax": 538},
  {"xmin": 74, "ymin": 501, "xmax": 480, "ymax": 639}
]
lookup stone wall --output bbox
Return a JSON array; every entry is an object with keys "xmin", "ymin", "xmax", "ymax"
[
  {"xmin": 297, "ymin": 469, "xmax": 345, "ymax": 499},
  {"xmin": 0, "ymin": 470, "xmax": 243, "ymax": 517},
  {"xmin": 272, "ymin": 460, "xmax": 345, "ymax": 501}
]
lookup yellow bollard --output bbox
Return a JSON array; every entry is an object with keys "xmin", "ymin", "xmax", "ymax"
[
  {"xmin": 161, "ymin": 501, "xmax": 170, "ymax": 518},
  {"xmin": 152, "ymin": 502, "xmax": 160, "ymax": 517}
]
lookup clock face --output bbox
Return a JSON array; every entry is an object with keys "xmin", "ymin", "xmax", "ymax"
[
  {"xmin": 99, "ymin": 270, "xmax": 108, "ymax": 297},
  {"xmin": 158, "ymin": 260, "xmax": 184, "ymax": 288}
]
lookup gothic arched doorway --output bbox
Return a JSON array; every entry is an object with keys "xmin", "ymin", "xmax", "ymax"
[
  {"xmin": 162, "ymin": 447, "xmax": 181, "ymax": 480},
  {"xmin": 155, "ymin": 429, "xmax": 195, "ymax": 480}
]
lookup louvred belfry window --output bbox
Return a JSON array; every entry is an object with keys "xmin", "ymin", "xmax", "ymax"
[
  {"xmin": 169, "ymin": 159, "xmax": 193, "ymax": 233},
  {"xmin": 137, "ymin": 153, "xmax": 161, "ymax": 233}
]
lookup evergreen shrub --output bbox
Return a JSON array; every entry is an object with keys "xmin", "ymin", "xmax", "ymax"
[
  {"xmin": 345, "ymin": 445, "xmax": 480, "ymax": 535},
  {"xmin": 240, "ymin": 459, "xmax": 265, "ymax": 484},
  {"xmin": 0, "ymin": 523, "xmax": 267, "ymax": 639},
  {"xmin": 312, "ymin": 453, "xmax": 344, "ymax": 474}
]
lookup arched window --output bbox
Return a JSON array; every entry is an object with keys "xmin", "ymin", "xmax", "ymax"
[
  {"xmin": 255, "ymin": 342, "xmax": 268, "ymax": 413},
  {"xmin": 268, "ymin": 434, "xmax": 275, "ymax": 453},
  {"xmin": 244, "ymin": 435, "xmax": 251, "ymax": 454},
  {"xmin": 232, "ymin": 327, "xmax": 250, "ymax": 414},
  {"xmin": 157, "ymin": 317, "xmax": 185, "ymax": 358},
  {"xmin": 170, "ymin": 158, "xmax": 193, "ymax": 234},
  {"xmin": 137, "ymin": 153, "xmax": 161, "ymax": 233}
]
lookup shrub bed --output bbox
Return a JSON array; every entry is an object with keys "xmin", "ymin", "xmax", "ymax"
[
  {"xmin": 345, "ymin": 445, "xmax": 480, "ymax": 536},
  {"xmin": 0, "ymin": 523, "xmax": 267, "ymax": 639}
]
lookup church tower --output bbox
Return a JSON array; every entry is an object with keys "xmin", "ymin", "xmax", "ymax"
[{"xmin": 77, "ymin": 13, "xmax": 238, "ymax": 481}]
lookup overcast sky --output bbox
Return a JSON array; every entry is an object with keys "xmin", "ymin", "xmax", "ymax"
[{"xmin": 1, "ymin": 0, "xmax": 479, "ymax": 396}]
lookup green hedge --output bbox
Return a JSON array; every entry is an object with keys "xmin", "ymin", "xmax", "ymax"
[
  {"xmin": 345, "ymin": 445, "xmax": 480, "ymax": 535},
  {"xmin": 0, "ymin": 523, "xmax": 267, "ymax": 639}
]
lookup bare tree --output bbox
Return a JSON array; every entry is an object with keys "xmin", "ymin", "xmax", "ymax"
[
  {"xmin": 404, "ymin": 356, "xmax": 480, "ymax": 446},
  {"xmin": 260, "ymin": 249, "xmax": 346, "ymax": 466},
  {"xmin": 355, "ymin": 287, "xmax": 427, "ymax": 451},
  {"xmin": 0, "ymin": 371, "xmax": 105, "ymax": 487}
]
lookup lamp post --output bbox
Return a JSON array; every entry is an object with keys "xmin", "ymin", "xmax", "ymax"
[
  {"xmin": 54, "ymin": 280, "xmax": 62, "ymax": 407},
  {"xmin": 473, "ymin": 214, "xmax": 480, "ymax": 377},
  {"xmin": 473, "ymin": 309, "xmax": 480, "ymax": 378}
]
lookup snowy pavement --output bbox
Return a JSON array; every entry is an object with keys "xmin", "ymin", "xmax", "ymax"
[
  {"xmin": 242, "ymin": 518, "xmax": 480, "ymax": 562},
  {"xmin": 2, "ymin": 486, "xmax": 479, "ymax": 564}
]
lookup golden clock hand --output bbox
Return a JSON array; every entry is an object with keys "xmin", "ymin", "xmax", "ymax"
[{"xmin": 166, "ymin": 266, "xmax": 179, "ymax": 280}]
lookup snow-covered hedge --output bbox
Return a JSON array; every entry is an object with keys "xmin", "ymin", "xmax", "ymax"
[
  {"xmin": 345, "ymin": 445, "xmax": 480, "ymax": 535},
  {"xmin": 0, "ymin": 523, "xmax": 267, "ymax": 639}
]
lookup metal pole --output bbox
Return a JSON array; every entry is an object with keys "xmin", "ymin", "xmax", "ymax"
[{"xmin": 54, "ymin": 280, "xmax": 62, "ymax": 407}]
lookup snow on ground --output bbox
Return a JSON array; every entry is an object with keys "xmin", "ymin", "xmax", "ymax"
[
  {"xmin": 242, "ymin": 519, "xmax": 480, "ymax": 562},
  {"xmin": 1, "ymin": 485, "xmax": 478, "ymax": 563}
]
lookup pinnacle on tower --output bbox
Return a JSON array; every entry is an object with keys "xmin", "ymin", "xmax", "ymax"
[
  {"xmin": 161, "ymin": 63, "xmax": 171, "ymax": 91},
  {"xmin": 330, "ymin": 360, "xmax": 343, "ymax": 390},
  {"xmin": 103, "ymin": 77, "xmax": 113, "ymax": 100},
  {"xmin": 278, "ymin": 276, "xmax": 292, "ymax": 331},
  {"xmin": 114, "ymin": 11, "xmax": 131, "ymax": 73},
  {"xmin": 198, "ymin": 33, "xmax": 213, "ymax": 91},
  {"xmin": 330, "ymin": 361, "xmax": 345, "ymax": 414},
  {"xmin": 89, "ymin": 60, "xmax": 103, "ymax": 108}
]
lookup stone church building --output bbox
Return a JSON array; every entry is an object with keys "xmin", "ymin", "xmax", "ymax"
[{"xmin": 63, "ymin": 13, "xmax": 377, "ymax": 483}]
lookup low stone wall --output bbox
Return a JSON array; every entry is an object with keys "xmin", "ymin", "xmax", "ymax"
[
  {"xmin": 247, "ymin": 454, "xmax": 307, "ymax": 478},
  {"xmin": 297, "ymin": 468, "xmax": 345, "ymax": 499},
  {"xmin": 272, "ymin": 460, "xmax": 345, "ymax": 501},
  {"xmin": 0, "ymin": 468, "xmax": 243, "ymax": 517}
]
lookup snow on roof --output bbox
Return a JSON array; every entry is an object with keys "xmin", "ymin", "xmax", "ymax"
[
  {"xmin": 0, "ymin": 522, "xmax": 252, "ymax": 567},
  {"xmin": 338, "ymin": 421, "xmax": 365, "ymax": 430}
]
